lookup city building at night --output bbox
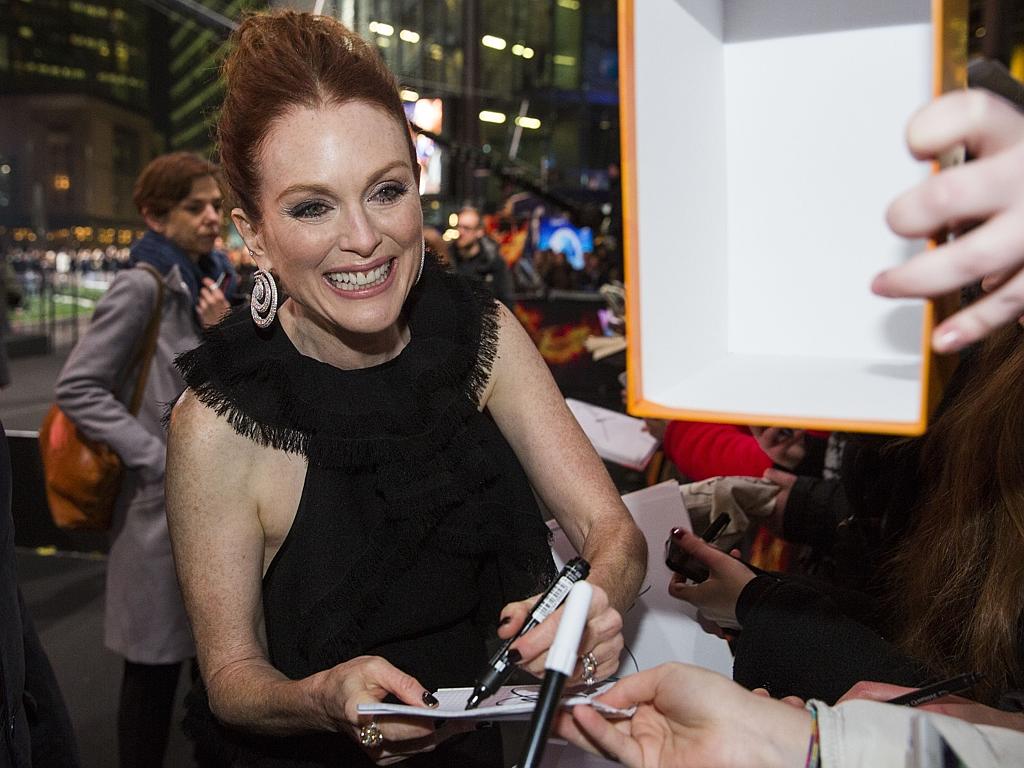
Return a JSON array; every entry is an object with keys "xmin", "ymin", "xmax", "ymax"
[{"xmin": 0, "ymin": 0, "xmax": 156, "ymax": 248}]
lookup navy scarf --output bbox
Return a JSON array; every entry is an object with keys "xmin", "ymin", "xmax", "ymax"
[{"xmin": 129, "ymin": 231, "xmax": 237, "ymax": 306}]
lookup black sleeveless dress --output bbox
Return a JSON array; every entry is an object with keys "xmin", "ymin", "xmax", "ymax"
[{"xmin": 174, "ymin": 259, "xmax": 556, "ymax": 766}]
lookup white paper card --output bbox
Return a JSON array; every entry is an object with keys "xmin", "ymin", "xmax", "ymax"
[
  {"xmin": 566, "ymin": 398, "xmax": 659, "ymax": 471},
  {"xmin": 356, "ymin": 682, "xmax": 634, "ymax": 721},
  {"xmin": 549, "ymin": 480, "xmax": 733, "ymax": 680}
]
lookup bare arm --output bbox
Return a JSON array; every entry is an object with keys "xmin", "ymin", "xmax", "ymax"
[
  {"xmin": 482, "ymin": 303, "xmax": 647, "ymax": 676},
  {"xmin": 165, "ymin": 392, "xmax": 324, "ymax": 733},
  {"xmin": 165, "ymin": 393, "xmax": 441, "ymax": 757}
]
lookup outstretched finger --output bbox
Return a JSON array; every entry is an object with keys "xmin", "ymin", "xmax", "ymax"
[
  {"xmin": 904, "ymin": 89, "xmax": 1024, "ymax": 162},
  {"xmin": 873, "ymin": 209, "xmax": 1024, "ymax": 302},
  {"xmin": 930, "ymin": 261, "xmax": 1024, "ymax": 353},
  {"xmin": 885, "ymin": 153, "xmax": 1015, "ymax": 239}
]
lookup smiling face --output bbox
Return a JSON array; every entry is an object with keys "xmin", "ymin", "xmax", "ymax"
[{"xmin": 234, "ymin": 101, "xmax": 422, "ymax": 354}]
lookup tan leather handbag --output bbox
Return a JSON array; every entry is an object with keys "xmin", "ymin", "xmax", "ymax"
[{"xmin": 39, "ymin": 264, "xmax": 165, "ymax": 530}]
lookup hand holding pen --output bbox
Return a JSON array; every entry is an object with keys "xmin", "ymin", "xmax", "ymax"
[
  {"xmin": 466, "ymin": 558, "xmax": 589, "ymax": 710},
  {"xmin": 495, "ymin": 574, "xmax": 624, "ymax": 690},
  {"xmin": 466, "ymin": 557, "xmax": 626, "ymax": 708}
]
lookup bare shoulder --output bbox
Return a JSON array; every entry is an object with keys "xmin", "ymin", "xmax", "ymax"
[
  {"xmin": 480, "ymin": 300, "xmax": 550, "ymax": 406},
  {"xmin": 493, "ymin": 300, "xmax": 533, "ymax": 355},
  {"xmin": 166, "ymin": 389, "xmax": 262, "ymax": 502},
  {"xmin": 168, "ymin": 389, "xmax": 254, "ymax": 459}
]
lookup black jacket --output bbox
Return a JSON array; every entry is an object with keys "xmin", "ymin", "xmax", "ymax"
[{"xmin": 731, "ymin": 349, "xmax": 990, "ymax": 704}]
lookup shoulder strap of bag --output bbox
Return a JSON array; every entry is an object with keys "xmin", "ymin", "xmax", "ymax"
[{"xmin": 125, "ymin": 263, "xmax": 166, "ymax": 417}]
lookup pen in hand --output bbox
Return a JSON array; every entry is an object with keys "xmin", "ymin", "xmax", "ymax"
[
  {"xmin": 464, "ymin": 557, "xmax": 590, "ymax": 710},
  {"xmin": 884, "ymin": 672, "xmax": 984, "ymax": 707}
]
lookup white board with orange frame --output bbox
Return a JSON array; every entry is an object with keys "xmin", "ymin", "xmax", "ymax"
[{"xmin": 619, "ymin": 0, "xmax": 965, "ymax": 435}]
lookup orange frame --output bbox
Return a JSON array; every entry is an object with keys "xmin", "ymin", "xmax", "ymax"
[{"xmin": 617, "ymin": 0, "xmax": 966, "ymax": 436}]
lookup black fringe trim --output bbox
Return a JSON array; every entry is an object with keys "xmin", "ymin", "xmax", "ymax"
[{"xmin": 171, "ymin": 255, "xmax": 501, "ymax": 469}]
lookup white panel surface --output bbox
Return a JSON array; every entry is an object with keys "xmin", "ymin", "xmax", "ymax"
[
  {"xmin": 724, "ymin": 22, "xmax": 931, "ymax": 360},
  {"xmin": 630, "ymin": 0, "xmax": 934, "ymax": 426},
  {"xmin": 656, "ymin": 352, "xmax": 924, "ymax": 423},
  {"xmin": 634, "ymin": 0, "xmax": 729, "ymax": 401}
]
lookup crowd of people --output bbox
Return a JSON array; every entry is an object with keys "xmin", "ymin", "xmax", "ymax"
[{"xmin": 2, "ymin": 7, "xmax": 1024, "ymax": 768}]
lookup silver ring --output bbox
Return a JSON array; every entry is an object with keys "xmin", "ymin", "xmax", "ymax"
[
  {"xmin": 358, "ymin": 720, "xmax": 384, "ymax": 748},
  {"xmin": 581, "ymin": 651, "xmax": 598, "ymax": 687}
]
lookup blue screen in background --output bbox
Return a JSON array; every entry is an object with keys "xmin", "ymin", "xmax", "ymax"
[{"xmin": 537, "ymin": 218, "xmax": 594, "ymax": 270}]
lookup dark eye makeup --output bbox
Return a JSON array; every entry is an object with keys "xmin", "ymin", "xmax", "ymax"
[
  {"xmin": 284, "ymin": 179, "xmax": 411, "ymax": 221},
  {"xmin": 286, "ymin": 200, "xmax": 333, "ymax": 219}
]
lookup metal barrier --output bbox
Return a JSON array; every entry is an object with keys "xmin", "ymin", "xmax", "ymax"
[{"xmin": 8, "ymin": 269, "xmax": 112, "ymax": 356}]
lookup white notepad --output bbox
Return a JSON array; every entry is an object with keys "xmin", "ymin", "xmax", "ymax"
[
  {"xmin": 356, "ymin": 682, "xmax": 634, "ymax": 721},
  {"xmin": 566, "ymin": 398, "xmax": 660, "ymax": 471}
]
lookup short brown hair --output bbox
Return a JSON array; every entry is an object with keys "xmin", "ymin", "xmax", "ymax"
[
  {"xmin": 132, "ymin": 152, "xmax": 220, "ymax": 219},
  {"xmin": 218, "ymin": 10, "xmax": 417, "ymax": 222}
]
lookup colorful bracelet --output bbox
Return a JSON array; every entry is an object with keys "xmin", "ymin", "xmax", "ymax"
[{"xmin": 804, "ymin": 703, "xmax": 821, "ymax": 768}]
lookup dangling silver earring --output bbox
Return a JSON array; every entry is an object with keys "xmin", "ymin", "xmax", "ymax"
[
  {"xmin": 415, "ymin": 244, "xmax": 426, "ymax": 285},
  {"xmin": 249, "ymin": 251, "xmax": 278, "ymax": 328}
]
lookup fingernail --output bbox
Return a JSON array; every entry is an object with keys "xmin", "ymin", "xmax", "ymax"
[
  {"xmin": 423, "ymin": 690, "xmax": 439, "ymax": 707},
  {"xmin": 935, "ymin": 328, "xmax": 961, "ymax": 353},
  {"xmin": 671, "ymin": 527, "xmax": 686, "ymax": 538},
  {"xmin": 499, "ymin": 616, "xmax": 512, "ymax": 626},
  {"xmin": 508, "ymin": 649, "xmax": 522, "ymax": 664}
]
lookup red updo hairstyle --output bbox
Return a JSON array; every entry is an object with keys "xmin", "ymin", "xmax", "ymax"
[{"xmin": 217, "ymin": 10, "xmax": 417, "ymax": 222}]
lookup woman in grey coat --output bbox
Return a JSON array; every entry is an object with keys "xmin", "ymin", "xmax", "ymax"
[{"xmin": 55, "ymin": 152, "xmax": 237, "ymax": 767}]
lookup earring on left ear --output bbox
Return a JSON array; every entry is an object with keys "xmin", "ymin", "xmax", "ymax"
[{"xmin": 249, "ymin": 248, "xmax": 278, "ymax": 329}]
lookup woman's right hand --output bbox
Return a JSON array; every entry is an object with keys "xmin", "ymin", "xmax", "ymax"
[{"xmin": 310, "ymin": 655, "xmax": 466, "ymax": 765}]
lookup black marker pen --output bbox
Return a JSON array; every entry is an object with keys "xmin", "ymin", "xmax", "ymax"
[
  {"xmin": 465, "ymin": 557, "xmax": 590, "ymax": 710},
  {"xmin": 885, "ymin": 672, "xmax": 983, "ymax": 707}
]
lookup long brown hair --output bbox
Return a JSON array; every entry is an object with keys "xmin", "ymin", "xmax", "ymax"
[
  {"xmin": 890, "ymin": 323, "xmax": 1024, "ymax": 702},
  {"xmin": 217, "ymin": 10, "xmax": 416, "ymax": 221}
]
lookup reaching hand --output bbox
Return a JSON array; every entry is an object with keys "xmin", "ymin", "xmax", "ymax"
[
  {"xmin": 873, "ymin": 89, "xmax": 1024, "ymax": 353},
  {"xmin": 667, "ymin": 531, "xmax": 755, "ymax": 630},
  {"xmin": 553, "ymin": 663, "xmax": 811, "ymax": 768}
]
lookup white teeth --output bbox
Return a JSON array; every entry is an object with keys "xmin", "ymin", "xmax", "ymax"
[{"xmin": 325, "ymin": 260, "xmax": 392, "ymax": 291}]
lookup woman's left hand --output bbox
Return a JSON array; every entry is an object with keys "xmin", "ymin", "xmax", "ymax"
[
  {"xmin": 498, "ymin": 583, "xmax": 624, "ymax": 686},
  {"xmin": 667, "ymin": 531, "xmax": 755, "ymax": 631}
]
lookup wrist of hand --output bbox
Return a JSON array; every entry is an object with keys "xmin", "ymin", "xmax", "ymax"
[
  {"xmin": 743, "ymin": 695, "xmax": 814, "ymax": 768},
  {"xmin": 303, "ymin": 670, "xmax": 345, "ymax": 733}
]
